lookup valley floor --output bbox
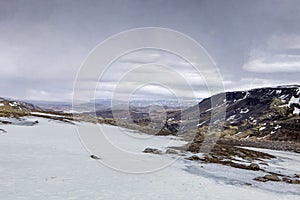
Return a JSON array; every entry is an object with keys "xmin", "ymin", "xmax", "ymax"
[{"xmin": 0, "ymin": 117, "xmax": 299, "ymax": 199}]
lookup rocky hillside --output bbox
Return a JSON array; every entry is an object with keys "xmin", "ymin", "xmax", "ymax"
[
  {"xmin": 165, "ymin": 85, "xmax": 300, "ymax": 144},
  {"xmin": 0, "ymin": 98, "xmax": 43, "ymax": 117}
]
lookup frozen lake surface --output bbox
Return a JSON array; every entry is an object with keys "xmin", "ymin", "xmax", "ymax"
[{"xmin": 0, "ymin": 117, "xmax": 299, "ymax": 200}]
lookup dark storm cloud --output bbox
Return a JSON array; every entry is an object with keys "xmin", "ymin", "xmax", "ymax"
[{"xmin": 0, "ymin": 0, "xmax": 300, "ymax": 101}]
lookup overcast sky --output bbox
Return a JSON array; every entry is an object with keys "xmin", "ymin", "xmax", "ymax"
[{"xmin": 1, "ymin": 0, "xmax": 300, "ymax": 101}]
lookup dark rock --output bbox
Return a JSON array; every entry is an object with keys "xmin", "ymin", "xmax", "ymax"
[
  {"xmin": 282, "ymin": 177, "xmax": 293, "ymax": 183},
  {"xmin": 283, "ymin": 177, "xmax": 300, "ymax": 184},
  {"xmin": 264, "ymin": 174, "xmax": 281, "ymax": 182},
  {"xmin": 244, "ymin": 156, "xmax": 253, "ymax": 161},
  {"xmin": 290, "ymin": 179, "xmax": 300, "ymax": 184},
  {"xmin": 185, "ymin": 155, "xmax": 201, "ymax": 161},
  {"xmin": 143, "ymin": 148, "xmax": 163, "ymax": 155},
  {"xmin": 0, "ymin": 128, "xmax": 7, "ymax": 133},
  {"xmin": 236, "ymin": 151, "xmax": 246, "ymax": 157},
  {"xmin": 90, "ymin": 155, "xmax": 100, "ymax": 160},
  {"xmin": 165, "ymin": 149, "xmax": 178, "ymax": 154},
  {"xmin": 0, "ymin": 120, "xmax": 12, "ymax": 124},
  {"xmin": 259, "ymin": 162, "xmax": 268, "ymax": 166},
  {"xmin": 254, "ymin": 177, "xmax": 268, "ymax": 182},
  {"xmin": 248, "ymin": 163, "xmax": 260, "ymax": 171}
]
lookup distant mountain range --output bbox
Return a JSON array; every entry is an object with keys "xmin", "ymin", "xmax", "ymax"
[{"xmin": 26, "ymin": 98, "xmax": 200, "ymax": 113}]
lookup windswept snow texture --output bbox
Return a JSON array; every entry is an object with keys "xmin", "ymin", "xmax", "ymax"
[{"xmin": 0, "ymin": 118, "xmax": 299, "ymax": 200}]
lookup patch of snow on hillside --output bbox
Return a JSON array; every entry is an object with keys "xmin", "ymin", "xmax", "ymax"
[
  {"xmin": 235, "ymin": 132, "xmax": 242, "ymax": 135},
  {"xmin": 167, "ymin": 117, "xmax": 174, "ymax": 122},
  {"xmin": 240, "ymin": 108, "xmax": 249, "ymax": 114},
  {"xmin": 196, "ymin": 121, "xmax": 207, "ymax": 127},
  {"xmin": 289, "ymin": 96, "xmax": 300, "ymax": 106},
  {"xmin": 274, "ymin": 125, "xmax": 281, "ymax": 130},
  {"xmin": 205, "ymin": 108, "xmax": 212, "ymax": 112},
  {"xmin": 242, "ymin": 91, "xmax": 250, "ymax": 100},
  {"xmin": 294, "ymin": 108, "xmax": 300, "ymax": 114},
  {"xmin": 279, "ymin": 94, "xmax": 289, "ymax": 100},
  {"xmin": 278, "ymin": 104, "xmax": 288, "ymax": 108},
  {"xmin": 226, "ymin": 115, "xmax": 236, "ymax": 121},
  {"xmin": 288, "ymin": 95, "xmax": 300, "ymax": 114},
  {"xmin": 259, "ymin": 127, "xmax": 266, "ymax": 131}
]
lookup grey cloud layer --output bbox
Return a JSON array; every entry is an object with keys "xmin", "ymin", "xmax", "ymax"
[{"xmin": 0, "ymin": 0, "xmax": 300, "ymax": 101}]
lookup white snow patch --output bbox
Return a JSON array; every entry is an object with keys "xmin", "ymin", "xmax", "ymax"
[
  {"xmin": 196, "ymin": 121, "xmax": 207, "ymax": 127},
  {"xmin": 279, "ymin": 94, "xmax": 289, "ymax": 100},
  {"xmin": 242, "ymin": 91, "xmax": 250, "ymax": 100},
  {"xmin": 30, "ymin": 112, "xmax": 64, "ymax": 117},
  {"xmin": 226, "ymin": 115, "xmax": 236, "ymax": 121},
  {"xmin": 274, "ymin": 125, "xmax": 281, "ymax": 130},
  {"xmin": 8, "ymin": 102, "xmax": 19, "ymax": 107},
  {"xmin": 205, "ymin": 108, "xmax": 212, "ymax": 112},
  {"xmin": 167, "ymin": 117, "xmax": 174, "ymax": 122},
  {"xmin": 258, "ymin": 135, "xmax": 268, "ymax": 140},
  {"xmin": 288, "ymin": 95, "xmax": 300, "ymax": 114},
  {"xmin": 259, "ymin": 127, "xmax": 266, "ymax": 131},
  {"xmin": 244, "ymin": 135, "xmax": 250, "ymax": 139},
  {"xmin": 240, "ymin": 108, "xmax": 249, "ymax": 114},
  {"xmin": 278, "ymin": 104, "xmax": 288, "ymax": 108},
  {"xmin": 288, "ymin": 96, "xmax": 300, "ymax": 106},
  {"xmin": 293, "ymin": 108, "xmax": 300, "ymax": 114}
]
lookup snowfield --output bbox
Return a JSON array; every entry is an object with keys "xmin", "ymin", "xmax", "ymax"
[{"xmin": 0, "ymin": 117, "xmax": 299, "ymax": 200}]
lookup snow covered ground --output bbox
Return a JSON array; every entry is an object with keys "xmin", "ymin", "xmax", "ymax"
[{"xmin": 0, "ymin": 117, "xmax": 299, "ymax": 200}]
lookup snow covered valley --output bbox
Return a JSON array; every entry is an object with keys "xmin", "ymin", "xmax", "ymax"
[{"xmin": 0, "ymin": 117, "xmax": 299, "ymax": 200}]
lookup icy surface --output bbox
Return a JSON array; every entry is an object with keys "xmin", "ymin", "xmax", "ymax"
[
  {"xmin": 0, "ymin": 118, "xmax": 299, "ymax": 199},
  {"xmin": 242, "ymin": 147, "xmax": 300, "ymax": 177}
]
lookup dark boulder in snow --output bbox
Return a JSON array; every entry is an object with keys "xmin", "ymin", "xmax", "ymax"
[
  {"xmin": 90, "ymin": 155, "xmax": 100, "ymax": 160},
  {"xmin": 143, "ymin": 148, "xmax": 163, "ymax": 155}
]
